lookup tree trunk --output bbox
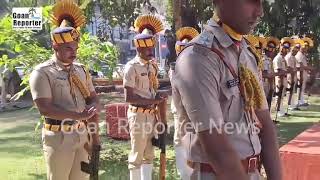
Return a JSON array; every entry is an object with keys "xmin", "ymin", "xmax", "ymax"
[
  {"xmin": 173, "ymin": 0, "xmax": 200, "ymax": 31},
  {"xmin": 0, "ymin": 68, "xmax": 7, "ymax": 108},
  {"xmin": 173, "ymin": 0, "xmax": 183, "ymax": 31}
]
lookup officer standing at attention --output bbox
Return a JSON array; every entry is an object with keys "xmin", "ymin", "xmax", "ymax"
[
  {"xmin": 295, "ymin": 37, "xmax": 314, "ymax": 107},
  {"xmin": 273, "ymin": 37, "xmax": 293, "ymax": 118},
  {"xmin": 170, "ymin": 27, "xmax": 199, "ymax": 179},
  {"xmin": 171, "ymin": 0, "xmax": 281, "ymax": 179},
  {"xmin": 123, "ymin": 14, "xmax": 166, "ymax": 180},
  {"xmin": 263, "ymin": 37, "xmax": 280, "ymax": 109},
  {"xmin": 29, "ymin": 1, "xmax": 100, "ymax": 180},
  {"xmin": 285, "ymin": 38, "xmax": 303, "ymax": 111}
]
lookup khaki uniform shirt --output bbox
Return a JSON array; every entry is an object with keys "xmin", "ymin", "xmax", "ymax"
[
  {"xmin": 295, "ymin": 51, "xmax": 308, "ymax": 78},
  {"xmin": 273, "ymin": 53, "xmax": 287, "ymax": 72},
  {"xmin": 261, "ymin": 55, "xmax": 274, "ymax": 95},
  {"xmin": 262, "ymin": 55, "xmax": 273, "ymax": 73},
  {"xmin": 273, "ymin": 53, "xmax": 287, "ymax": 87},
  {"xmin": 295, "ymin": 51, "xmax": 308, "ymax": 67},
  {"xmin": 285, "ymin": 52, "xmax": 297, "ymax": 83},
  {"xmin": 29, "ymin": 56, "xmax": 95, "ymax": 114},
  {"xmin": 123, "ymin": 56, "xmax": 157, "ymax": 99},
  {"xmin": 172, "ymin": 19, "xmax": 268, "ymax": 163}
]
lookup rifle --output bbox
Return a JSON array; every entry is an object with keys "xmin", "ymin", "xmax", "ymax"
[
  {"xmin": 81, "ymin": 98, "xmax": 101, "ymax": 180},
  {"xmin": 81, "ymin": 144, "xmax": 101, "ymax": 180},
  {"xmin": 274, "ymin": 69, "xmax": 286, "ymax": 122},
  {"xmin": 152, "ymin": 97, "xmax": 167, "ymax": 180},
  {"xmin": 264, "ymin": 71, "xmax": 275, "ymax": 110},
  {"xmin": 274, "ymin": 85, "xmax": 283, "ymax": 123},
  {"xmin": 286, "ymin": 84, "xmax": 294, "ymax": 114},
  {"xmin": 297, "ymin": 66, "xmax": 304, "ymax": 103},
  {"xmin": 286, "ymin": 68, "xmax": 296, "ymax": 113},
  {"xmin": 70, "ymin": 67, "xmax": 101, "ymax": 180},
  {"xmin": 152, "ymin": 125, "xmax": 167, "ymax": 180}
]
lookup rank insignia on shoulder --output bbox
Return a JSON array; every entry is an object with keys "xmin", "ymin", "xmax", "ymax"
[{"xmin": 226, "ymin": 79, "xmax": 239, "ymax": 88}]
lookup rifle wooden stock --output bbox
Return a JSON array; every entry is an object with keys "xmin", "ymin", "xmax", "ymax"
[
  {"xmin": 88, "ymin": 114, "xmax": 100, "ymax": 146},
  {"xmin": 158, "ymin": 99, "xmax": 167, "ymax": 124},
  {"xmin": 297, "ymin": 67, "xmax": 304, "ymax": 101},
  {"xmin": 158, "ymin": 100, "xmax": 167, "ymax": 180},
  {"xmin": 81, "ymin": 144, "xmax": 101, "ymax": 180},
  {"xmin": 83, "ymin": 100, "xmax": 101, "ymax": 179},
  {"xmin": 160, "ymin": 152, "xmax": 166, "ymax": 180},
  {"xmin": 287, "ymin": 73, "xmax": 295, "ymax": 106},
  {"xmin": 154, "ymin": 95, "xmax": 167, "ymax": 180},
  {"xmin": 267, "ymin": 88, "xmax": 274, "ymax": 110}
]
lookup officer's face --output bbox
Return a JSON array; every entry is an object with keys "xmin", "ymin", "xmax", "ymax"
[
  {"xmin": 137, "ymin": 47, "xmax": 155, "ymax": 61},
  {"xmin": 280, "ymin": 47, "xmax": 289, "ymax": 56},
  {"xmin": 265, "ymin": 50, "xmax": 276, "ymax": 58},
  {"xmin": 301, "ymin": 46, "xmax": 308, "ymax": 53},
  {"xmin": 216, "ymin": 0, "xmax": 263, "ymax": 34},
  {"xmin": 53, "ymin": 41, "xmax": 79, "ymax": 64},
  {"xmin": 292, "ymin": 47, "xmax": 299, "ymax": 56}
]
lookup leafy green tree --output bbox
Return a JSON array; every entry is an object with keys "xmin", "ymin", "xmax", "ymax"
[
  {"xmin": 78, "ymin": 33, "xmax": 120, "ymax": 81},
  {"xmin": 255, "ymin": 0, "xmax": 320, "ymax": 68},
  {"xmin": 83, "ymin": 0, "xmax": 145, "ymax": 42},
  {"xmin": 168, "ymin": 0, "xmax": 212, "ymax": 31}
]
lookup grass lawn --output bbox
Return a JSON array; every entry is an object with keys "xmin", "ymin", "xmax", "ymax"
[
  {"xmin": 0, "ymin": 109, "xmax": 46, "ymax": 180},
  {"xmin": 0, "ymin": 95, "xmax": 319, "ymax": 179}
]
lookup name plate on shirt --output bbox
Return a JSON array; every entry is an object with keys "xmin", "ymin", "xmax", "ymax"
[
  {"xmin": 56, "ymin": 77, "xmax": 67, "ymax": 80},
  {"xmin": 226, "ymin": 78, "xmax": 239, "ymax": 88}
]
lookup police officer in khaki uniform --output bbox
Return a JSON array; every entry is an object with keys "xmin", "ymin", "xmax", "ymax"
[
  {"xmin": 123, "ymin": 15, "xmax": 166, "ymax": 180},
  {"xmin": 273, "ymin": 37, "xmax": 293, "ymax": 118},
  {"xmin": 263, "ymin": 37, "xmax": 280, "ymax": 109},
  {"xmin": 171, "ymin": 0, "xmax": 281, "ymax": 179},
  {"xmin": 245, "ymin": 35, "xmax": 265, "ymax": 82},
  {"xmin": 170, "ymin": 27, "xmax": 199, "ymax": 179},
  {"xmin": 285, "ymin": 39, "xmax": 302, "ymax": 111},
  {"xmin": 29, "ymin": 1, "xmax": 100, "ymax": 180},
  {"xmin": 295, "ymin": 37, "xmax": 314, "ymax": 107}
]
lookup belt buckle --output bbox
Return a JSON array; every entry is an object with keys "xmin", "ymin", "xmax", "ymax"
[
  {"xmin": 62, "ymin": 125, "xmax": 72, "ymax": 132},
  {"xmin": 248, "ymin": 157, "xmax": 258, "ymax": 173}
]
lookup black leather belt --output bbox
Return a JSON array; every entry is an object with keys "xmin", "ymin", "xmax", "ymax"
[{"xmin": 45, "ymin": 118, "xmax": 76, "ymax": 126}]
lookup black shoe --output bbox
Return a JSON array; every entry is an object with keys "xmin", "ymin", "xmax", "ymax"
[
  {"xmin": 300, "ymin": 103, "xmax": 309, "ymax": 107},
  {"xmin": 273, "ymin": 120, "xmax": 280, "ymax": 124},
  {"xmin": 292, "ymin": 107, "xmax": 301, "ymax": 111}
]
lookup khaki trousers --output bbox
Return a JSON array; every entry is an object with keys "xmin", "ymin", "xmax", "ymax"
[
  {"xmin": 263, "ymin": 81, "xmax": 270, "ymax": 98},
  {"xmin": 128, "ymin": 110, "xmax": 156, "ymax": 170},
  {"xmin": 42, "ymin": 127, "xmax": 90, "ymax": 180}
]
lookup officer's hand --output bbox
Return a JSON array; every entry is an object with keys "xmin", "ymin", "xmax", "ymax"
[
  {"xmin": 86, "ymin": 102, "xmax": 100, "ymax": 113},
  {"xmin": 78, "ymin": 107, "xmax": 97, "ymax": 120},
  {"xmin": 157, "ymin": 91, "xmax": 169, "ymax": 99},
  {"xmin": 154, "ymin": 97, "xmax": 166, "ymax": 105}
]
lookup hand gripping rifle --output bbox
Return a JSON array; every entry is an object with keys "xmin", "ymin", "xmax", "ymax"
[
  {"xmin": 81, "ymin": 144, "xmax": 101, "ymax": 180},
  {"xmin": 70, "ymin": 68, "xmax": 101, "ymax": 180},
  {"xmin": 152, "ymin": 95, "xmax": 168, "ymax": 180},
  {"xmin": 81, "ymin": 99, "xmax": 101, "ymax": 180}
]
